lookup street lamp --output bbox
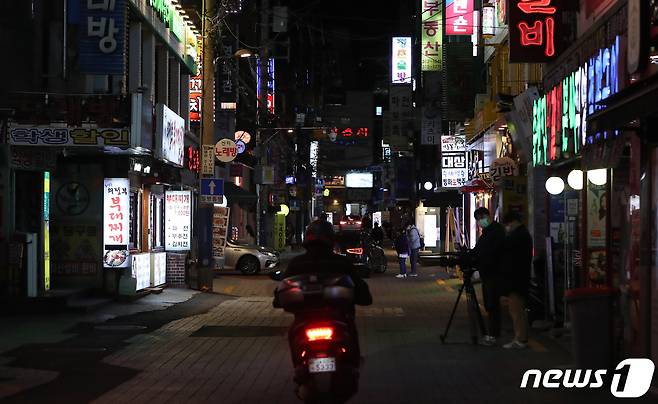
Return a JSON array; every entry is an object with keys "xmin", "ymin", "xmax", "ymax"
[{"xmin": 234, "ymin": 48, "xmax": 256, "ymax": 58}]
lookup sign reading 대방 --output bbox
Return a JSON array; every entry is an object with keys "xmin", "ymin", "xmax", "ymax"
[
  {"xmin": 165, "ymin": 190, "xmax": 192, "ymax": 251},
  {"xmin": 156, "ymin": 103, "xmax": 185, "ymax": 167},
  {"xmin": 79, "ymin": 0, "xmax": 126, "ymax": 74},
  {"xmin": 421, "ymin": 0, "xmax": 443, "ymax": 71},
  {"xmin": 103, "ymin": 178, "xmax": 130, "ymax": 269},
  {"xmin": 392, "ymin": 37, "xmax": 412, "ymax": 84},
  {"xmin": 446, "ymin": 0, "xmax": 474, "ymax": 36},
  {"xmin": 441, "ymin": 135, "xmax": 467, "ymax": 187},
  {"xmin": 9, "ymin": 126, "xmax": 130, "ymax": 147}
]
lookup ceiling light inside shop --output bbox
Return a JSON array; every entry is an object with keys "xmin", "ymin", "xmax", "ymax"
[
  {"xmin": 587, "ymin": 169, "xmax": 607, "ymax": 186},
  {"xmin": 133, "ymin": 163, "xmax": 142, "ymax": 172},
  {"xmin": 143, "ymin": 166, "xmax": 151, "ymax": 174},
  {"xmin": 545, "ymin": 176, "xmax": 565, "ymax": 195},
  {"xmin": 567, "ymin": 169, "xmax": 584, "ymax": 190}
]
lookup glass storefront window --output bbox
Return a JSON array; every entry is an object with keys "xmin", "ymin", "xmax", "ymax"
[
  {"xmin": 149, "ymin": 194, "xmax": 164, "ymax": 250},
  {"xmin": 129, "ymin": 190, "xmax": 141, "ymax": 250}
]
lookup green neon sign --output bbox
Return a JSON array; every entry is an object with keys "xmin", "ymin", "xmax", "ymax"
[{"xmin": 149, "ymin": 0, "xmax": 184, "ymax": 41}]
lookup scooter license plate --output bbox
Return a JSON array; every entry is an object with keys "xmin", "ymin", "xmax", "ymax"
[{"xmin": 308, "ymin": 357, "xmax": 336, "ymax": 373}]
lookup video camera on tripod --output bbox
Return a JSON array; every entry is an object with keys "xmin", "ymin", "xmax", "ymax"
[{"xmin": 437, "ymin": 249, "xmax": 486, "ymax": 344}]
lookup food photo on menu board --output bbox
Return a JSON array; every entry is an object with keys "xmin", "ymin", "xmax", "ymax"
[{"xmin": 103, "ymin": 178, "xmax": 131, "ymax": 269}]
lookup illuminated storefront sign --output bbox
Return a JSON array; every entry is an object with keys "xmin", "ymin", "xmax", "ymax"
[
  {"xmin": 156, "ymin": 103, "xmax": 185, "ymax": 166},
  {"xmin": 392, "ymin": 37, "xmax": 412, "ymax": 83},
  {"xmin": 331, "ymin": 127, "xmax": 369, "ymax": 139},
  {"xmin": 149, "ymin": 0, "xmax": 184, "ymax": 40},
  {"xmin": 103, "ymin": 178, "xmax": 130, "ymax": 269},
  {"xmin": 185, "ymin": 146, "xmax": 200, "ymax": 172},
  {"xmin": 9, "ymin": 126, "xmax": 130, "ymax": 147},
  {"xmin": 441, "ymin": 135, "xmax": 467, "ymax": 187},
  {"xmin": 310, "ymin": 141, "xmax": 319, "ymax": 177},
  {"xmin": 509, "ymin": 0, "xmax": 561, "ymax": 62},
  {"xmin": 482, "ymin": 3, "xmax": 496, "ymax": 36},
  {"xmin": 421, "ymin": 0, "xmax": 443, "ymax": 71},
  {"xmin": 532, "ymin": 36, "xmax": 620, "ymax": 166},
  {"xmin": 256, "ymin": 58, "xmax": 275, "ymax": 114},
  {"xmin": 189, "ymin": 40, "xmax": 202, "ymax": 122},
  {"xmin": 446, "ymin": 0, "xmax": 473, "ymax": 36},
  {"xmin": 165, "ymin": 190, "xmax": 192, "ymax": 251}
]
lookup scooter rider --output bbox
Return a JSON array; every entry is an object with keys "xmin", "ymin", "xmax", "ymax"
[{"xmin": 276, "ymin": 220, "xmax": 373, "ymax": 358}]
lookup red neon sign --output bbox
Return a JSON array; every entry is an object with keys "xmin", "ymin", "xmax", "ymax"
[{"xmin": 510, "ymin": 0, "xmax": 560, "ymax": 62}]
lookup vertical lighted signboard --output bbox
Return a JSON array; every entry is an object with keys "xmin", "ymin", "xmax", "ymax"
[
  {"xmin": 165, "ymin": 190, "xmax": 192, "ymax": 251},
  {"xmin": 257, "ymin": 58, "xmax": 276, "ymax": 114},
  {"xmin": 392, "ymin": 37, "xmax": 412, "ymax": 83},
  {"xmin": 446, "ymin": 0, "xmax": 474, "ymax": 35},
  {"xmin": 43, "ymin": 171, "xmax": 50, "ymax": 291},
  {"xmin": 509, "ymin": 0, "xmax": 561, "ymax": 62},
  {"xmin": 421, "ymin": 0, "xmax": 443, "ymax": 71},
  {"xmin": 103, "ymin": 178, "xmax": 130, "ymax": 269},
  {"xmin": 441, "ymin": 136, "xmax": 468, "ymax": 188},
  {"xmin": 482, "ymin": 4, "xmax": 496, "ymax": 36},
  {"xmin": 189, "ymin": 39, "xmax": 202, "ymax": 122}
]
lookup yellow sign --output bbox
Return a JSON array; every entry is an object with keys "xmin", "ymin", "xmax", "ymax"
[{"xmin": 274, "ymin": 213, "xmax": 286, "ymax": 251}]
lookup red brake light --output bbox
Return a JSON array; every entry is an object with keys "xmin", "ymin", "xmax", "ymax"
[
  {"xmin": 355, "ymin": 221, "xmax": 362, "ymax": 225},
  {"xmin": 340, "ymin": 221, "xmax": 347, "ymax": 225},
  {"xmin": 306, "ymin": 327, "xmax": 334, "ymax": 341},
  {"xmin": 346, "ymin": 248, "xmax": 363, "ymax": 255}
]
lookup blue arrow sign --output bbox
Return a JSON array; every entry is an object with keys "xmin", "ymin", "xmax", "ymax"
[{"xmin": 200, "ymin": 178, "xmax": 224, "ymax": 196}]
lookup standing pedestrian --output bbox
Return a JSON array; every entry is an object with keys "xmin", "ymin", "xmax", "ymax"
[
  {"xmin": 394, "ymin": 229, "xmax": 410, "ymax": 278},
  {"xmin": 472, "ymin": 207, "xmax": 506, "ymax": 346},
  {"xmin": 406, "ymin": 223, "xmax": 422, "ymax": 277},
  {"xmin": 371, "ymin": 222, "xmax": 384, "ymax": 245},
  {"xmin": 501, "ymin": 212, "xmax": 533, "ymax": 349}
]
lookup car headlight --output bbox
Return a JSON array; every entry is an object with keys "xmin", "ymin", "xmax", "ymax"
[{"xmin": 264, "ymin": 252, "xmax": 277, "ymax": 258}]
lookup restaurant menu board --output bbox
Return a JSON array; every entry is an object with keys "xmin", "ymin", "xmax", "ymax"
[
  {"xmin": 103, "ymin": 178, "xmax": 130, "ymax": 268},
  {"xmin": 165, "ymin": 190, "xmax": 192, "ymax": 251},
  {"xmin": 131, "ymin": 253, "xmax": 151, "ymax": 291},
  {"xmin": 152, "ymin": 252, "xmax": 167, "ymax": 286},
  {"xmin": 212, "ymin": 206, "xmax": 230, "ymax": 269}
]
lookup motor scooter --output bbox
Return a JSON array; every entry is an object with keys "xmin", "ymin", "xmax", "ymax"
[{"xmin": 272, "ymin": 271, "xmax": 361, "ymax": 403}]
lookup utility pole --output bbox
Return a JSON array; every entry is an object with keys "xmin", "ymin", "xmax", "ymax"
[{"xmin": 256, "ymin": 0, "xmax": 269, "ymax": 246}]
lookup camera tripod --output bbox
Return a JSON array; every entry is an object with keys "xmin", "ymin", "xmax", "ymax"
[{"xmin": 439, "ymin": 269, "xmax": 486, "ymax": 344}]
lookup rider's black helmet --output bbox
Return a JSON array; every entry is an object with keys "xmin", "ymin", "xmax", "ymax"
[{"xmin": 304, "ymin": 219, "xmax": 335, "ymax": 248}]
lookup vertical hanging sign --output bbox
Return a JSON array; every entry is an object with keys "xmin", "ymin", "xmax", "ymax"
[
  {"xmin": 43, "ymin": 171, "xmax": 50, "ymax": 291},
  {"xmin": 446, "ymin": 0, "xmax": 474, "ymax": 36},
  {"xmin": 509, "ymin": 0, "xmax": 562, "ymax": 63},
  {"xmin": 392, "ymin": 37, "xmax": 412, "ymax": 83},
  {"xmin": 421, "ymin": 0, "xmax": 443, "ymax": 71},
  {"xmin": 189, "ymin": 39, "xmax": 203, "ymax": 122},
  {"xmin": 103, "ymin": 178, "xmax": 130, "ymax": 268},
  {"xmin": 165, "ymin": 190, "xmax": 192, "ymax": 251}
]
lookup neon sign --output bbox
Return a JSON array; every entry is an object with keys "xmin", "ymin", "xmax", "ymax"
[
  {"xmin": 532, "ymin": 36, "xmax": 620, "ymax": 166},
  {"xmin": 446, "ymin": 0, "xmax": 474, "ymax": 36},
  {"xmin": 421, "ymin": 0, "xmax": 443, "ymax": 71},
  {"xmin": 510, "ymin": 0, "xmax": 560, "ymax": 62}
]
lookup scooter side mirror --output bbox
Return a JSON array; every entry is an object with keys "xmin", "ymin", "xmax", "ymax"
[{"xmin": 270, "ymin": 270, "xmax": 284, "ymax": 281}]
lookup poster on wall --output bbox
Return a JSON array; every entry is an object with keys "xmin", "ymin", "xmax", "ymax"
[
  {"xmin": 51, "ymin": 223, "xmax": 100, "ymax": 276},
  {"xmin": 212, "ymin": 206, "xmax": 230, "ymax": 269},
  {"xmin": 103, "ymin": 178, "xmax": 130, "ymax": 269},
  {"xmin": 156, "ymin": 103, "xmax": 185, "ymax": 167},
  {"xmin": 131, "ymin": 253, "xmax": 151, "ymax": 291},
  {"xmin": 165, "ymin": 191, "xmax": 192, "ymax": 251},
  {"xmin": 587, "ymin": 183, "xmax": 607, "ymax": 248}
]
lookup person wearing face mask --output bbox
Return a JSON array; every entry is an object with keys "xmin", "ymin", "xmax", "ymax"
[
  {"xmin": 500, "ymin": 211, "xmax": 533, "ymax": 349},
  {"xmin": 472, "ymin": 207, "xmax": 506, "ymax": 346}
]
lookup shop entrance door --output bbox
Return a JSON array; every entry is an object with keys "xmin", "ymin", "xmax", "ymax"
[{"xmin": 14, "ymin": 170, "xmax": 45, "ymax": 294}]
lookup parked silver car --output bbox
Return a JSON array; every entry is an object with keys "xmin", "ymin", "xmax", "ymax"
[{"xmin": 223, "ymin": 241, "xmax": 280, "ymax": 275}]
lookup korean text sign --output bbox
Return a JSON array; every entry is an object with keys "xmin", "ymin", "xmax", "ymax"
[
  {"xmin": 509, "ymin": 0, "xmax": 562, "ymax": 63},
  {"xmin": 103, "ymin": 178, "xmax": 130, "ymax": 269},
  {"xmin": 392, "ymin": 37, "xmax": 412, "ymax": 83},
  {"xmin": 189, "ymin": 39, "xmax": 203, "ymax": 122},
  {"xmin": 156, "ymin": 103, "xmax": 185, "ymax": 167},
  {"xmin": 165, "ymin": 190, "xmax": 192, "ymax": 251},
  {"xmin": 9, "ymin": 126, "xmax": 130, "ymax": 147},
  {"xmin": 446, "ymin": 0, "xmax": 474, "ymax": 36},
  {"xmin": 79, "ymin": 0, "xmax": 125, "ymax": 74},
  {"xmin": 421, "ymin": 0, "xmax": 443, "ymax": 71},
  {"xmin": 441, "ymin": 136, "xmax": 468, "ymax": 187}
]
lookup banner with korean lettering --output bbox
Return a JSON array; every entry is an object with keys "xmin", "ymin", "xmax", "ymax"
[
  {"xmin": 509, "ymin": 0, "xmax": 564, "ymax": 63},
  {"xmin": 392, "ymin": 37, "xmax": 412, "ymax": 83},
  {"xmin": 440, "ymin": 136, "xmax": 467, "ymax": 188},
  {"xmin": 103, "ymin": 178, "xmax": 130, "ymax": 269},
  {"xmin": 79, "ymin": 0, "xmax": 126, "ymax": 74},
  {"xmin": 9, "ymin": 125, "xmax": 130, "ymax": 147},
  {"xmin": 421, "ymin": 0, "xmax": 443, "ymax": 71},
  {"xmin": 156, "ymin": 103, "xmax": 185, "ymax": 167},
  {"xmin": 189, "ymin": 39, "xmax": 203, "ymax": 122},
  {"xmin": 165, "ymin": 191, "xmax": 192, "ymax": 251},
  {"xmin": 446, "ymin": 0, "xmax": 474, "ymax": 35}
]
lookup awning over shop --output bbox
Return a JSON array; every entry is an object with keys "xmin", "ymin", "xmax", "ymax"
[
  {"xmin": 459, "ymin": 178, "xmax": 494, "ymax": 194},
  {"xmin": 224, "ymin": 182, "xmax": 257, "ymax": 204},
  {"xmin": 588, "ymin": 73, "xmax": 658, "ymax": 135}
]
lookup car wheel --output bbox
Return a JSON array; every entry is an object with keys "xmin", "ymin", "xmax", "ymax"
[{"xmin": 237, "ymin": 255, "xmax": 260, "ymax": 275}]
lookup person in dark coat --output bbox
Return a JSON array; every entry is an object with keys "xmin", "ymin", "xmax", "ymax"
[
  {"xmin": 471, "ymin": 207, "xmax": 506, "ymax": 346},
  {"xmin": 394, "ymin": 229, "xmax": 410, "ymax": 278},
  {"xmin": 370, "ymin": 222, "xmax": 384, "ymax": 245},
  {"xmin": 501, "ymin": 211, "xmax": 533, "ymax": 349}
]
